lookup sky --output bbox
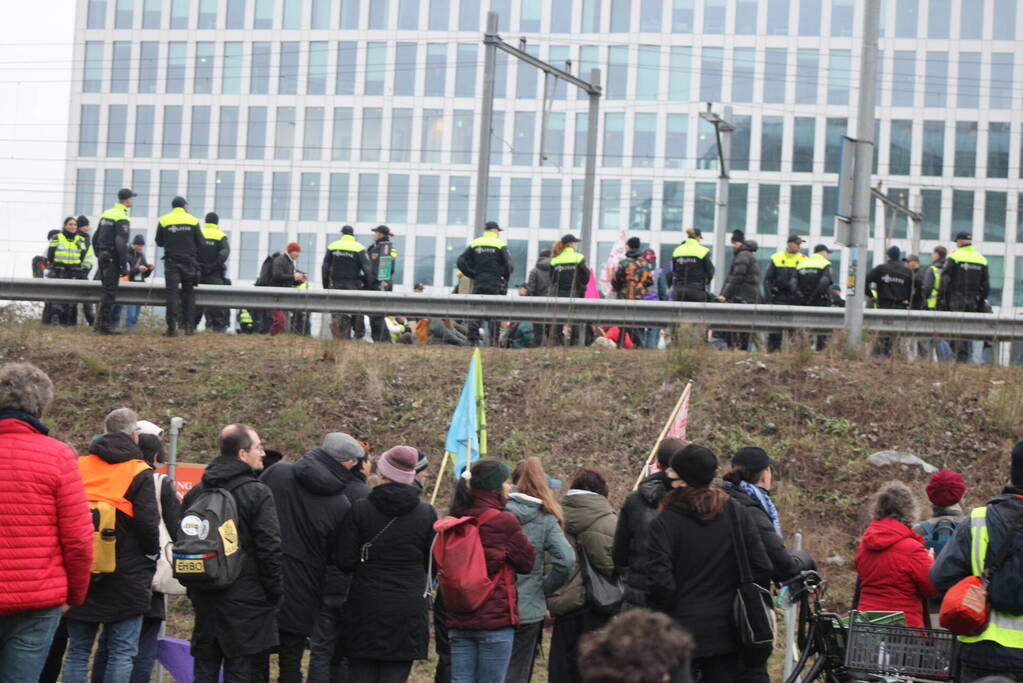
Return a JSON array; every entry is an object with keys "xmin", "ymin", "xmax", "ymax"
[{"xmin": 0, "ymin": 1, "xmax": 75, "ymax": 279}]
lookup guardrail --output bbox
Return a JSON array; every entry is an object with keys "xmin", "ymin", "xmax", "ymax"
[{"xmin": 2, "ymin": 278, "xmax": 1021, "ymax": 341}]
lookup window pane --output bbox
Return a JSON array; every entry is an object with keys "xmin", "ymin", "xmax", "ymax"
[
  {"xmin": 254, "ymin": 0, "xmax": 273, "ymax": 27},
  {"xmin": 662, "ymin": 181, "xmax": 683, "ymax": 230},
  {"xmin": 271, "ymin": 172, "xmax": 290, "ymax": 220},
  {"xmin": 282, "ymin": 0, "xmax": 300, "ymax": 28},
  {"xmin": 186, "ymin": 171, "xmax": 206, "ymax": 218},
  {"xmin": 603, "ymin": 112, "xmax": 624, "ymax": 167},
  {"xmin": 760, "ymin": 116, "xmax": 783, "ymax": 171},
  {"xmin": 831, "ymin": 0, "xmax": 853, "ymax": 35},
  {"xmin": 987, "ymin": 122, "xmax": 1010, "ymax": 178},
  {"xmin": 357, "ymin": 173, "xmax": 379, "ymax": 222},
  {"xmin": 274, "ymin": 107, "xmax": 296, "ymax": 161},
  {"xmin": 87, "ymin": 0, "xmax": 107, "ymax": 29},
  {"xmin": 328, "ymin": 173, "xmax": 350, "ymax": 221},
  {"xmin": 637, "ymin": 46, "xmax": 659, "ymax": 100},
  {"xmin": 540, "ymin": 179, "xmax": 562, "ymax": 229},
  {"xmin": 892, "ymin": 51, "xmax": 915, "ymax": 107},
  {"xmin": 600, "ymin": 180, "xmax": 621, "ymax": 230},
  {"xmin": 425, "ymin": 44, "xmax": 447, "ymax": 97},
  {"xmin": 131, "ymin": 169, "xmax": 150, "ymax": 217},
  {"xmin": 369, "ymin": 0, "xmax": 389, "ymax": 28},
  {"xmin": 279, "ymin": 42, "xmax": 299, "ymax": 95},
  {"xmin": 731, "ymin": 115, "xmax": 751, "ymax": 171},
  {"xmin": 728, "ymin": 184, "xmax": 748, "ymax": 232},
  {"xmin": 795, "ymin": 49, "xmax": 818, "ymax": 104},
  {"xmin": 767, "ymin": 0, "xmax": 789, "ymax": 34},
  {"xmin": 960, "ymin": 0, "xmax": 982, "ymax": 38},
  {"xmin": 519, "ymin": 0, "xmax": 540, "ymax": 30},
  {"xmin": 161, "ymin": 106, "xmax": 182, "ymax": 158},
  {"xmin": 921, "ymin": 120, "xmax": 944, "ymax": 176},
  {"xmin": 633, "ymin": 113, "xmax": 656, "ymax": 168},
  {"xmin": 215, "ymin": 171, "xmax": 235, "ymax": 219},
  {"xmin": 312, "ymin": 0, "xmax": 330, "ymax": 28},
  {"xmin": 512, "ymin": 112, "xmax": 534, "ymax": 166},
  {"xmin": 791, "ymin": 185, "xmax": 812, "ymax": 234},
  {"xmin": 821, "ymin": 187, "xmax": 837, "ymax": 236},
  {"xmin": 221, "ymin": 42, "xmax": 241, "ymax": 94},
  {"xmin": 672, "ymin": 0, "xmax": 693, "ymax": 31},
  {"xmin": 398, "ymin": 0, "xmax": 419, "ymax": 28},
  {"xmin": 732, "ymin": 48, "xmax": 755, "ymax": 103},
  {"xmin": 696, "ymin": 118, "xmax": 717, "ymax": 171},
  {"xmin": 551, "ymin": 0, "xmax": 571, "ymax": 31},
  {"xmin": 668, "ymin": 47, "xmax": 691, "ymax": 101},
  {"xmin": 895, "ymin": 0, "xmax": 918, "ymax": 37},
  {"xmin": 251, "ymin": 42, "xmax": 271, "ymax": 94},
  {"xmin": 628, "ymin": 180, "xmax": 652, "ymax": 230},
  {"xmin": 889, "ymin": 120, "xmax": 912, "ymax": 175},
  {"xmin": 666, "ymin": 113, "xmax": 687, "ymax": 169},
  {"xmin": 506, "ymin": 178, "xmax": 529, "ymax": 227},
  {"xmin": 455, "ymin": 44, "xmax": 477, "ymax": 97},
  {"xmin": 365, "ymin": 43, "xmax": 386, "ymax": 96},
  {"xmin": 957, "ymin": 53, "xmax": 980, "ymax": 108},
  {"xmin": 994, "ymin": 0, "xmax": 1015, "ymax": 39},
  {"xmin": 452, "ymin": 109, "xmax": 474, "ymax": 164},
  {"xmin": 984, "ymin": 191, "xmax": 1006, "ymax": 242},
  {"xmin": 951, "ymin": 190, "xmax": 974, "ymax": 237},
  {"xmin": 920, "ymin": 189, "xmax": 941, "ymax": 239},
  {"xmin": 419, "ymin": 175, "xmax": 440, "ymax": 224},
  {"xmin": 792, "ymin": 117, "xmax": 815, "ymax": 172},
  {"xmin": 700, "ymin": 47, "xmax": 723, "ymax": 102},
  {"xmin": 341, "ymin": 0, "xmax": 360, "ymax": 28},
  {"xmin": 927, "ymin": 0, "xmax": 949, "ymax": 37},
  {"xmin": 414, "ymin": 236, "xmax": 436, "ymax": 285},
  {"xmin": 193, "ymin": 42, "xmax": 214, "ymax": 94},
  {"xmin": 246, "ymin": 106, "xmax": 267, "ymax": 160},
  {"xmin": 308, "ymin": 42, "xmax": 328, "ymax": 95},
  {"xmin": 139, "ymin": 42, "xmax": 158, "ymax": 94},
  {"xmin": 226, "ymin": 0, "xmax": 244, "ymax": 28},
  {"xmin": 954, "ymin": 121, "xmax": 977, "ymax": 177},
  {"xmin": 107, "ymin": 105, "xmax": 127, "ymax": 157},
  {"xmin": 987, "ymin": 255, "xmax": 1004, "ymax": 306},
  {"xmin": 191, "ymin": 105, "xmax": 211, "ymax": 158},
  {"xmin": 764, "ymin": 49, "xmax": 787, "ymax": 104},
  {"xmin": 337, "ymin": 41, "xmax": 357, "ymax": 95},
  {"xmin": 386, "ymin": 174, "xmax": 409, "ymax": 223},
  {"xmin": 799, "ymin": 0, "xmax": 819, "ymax": 34},
  {"xmin": 703, "ymin": 0, "xmax": 724, "ymax": 32},
  {"xmin": 610, "ymin": 0, "xmax": 630, "ymax": 31},
  {"xmin": 694, "ymin": 182, "xmax": 715, "ymax": 232},
  {"xmin": 79, "ymin": 105, "xmax": 99, "ymax": 157},
  {"xmin": 758, "ymin": 184, "xmax": 780, "ymax": 234},
  {"xmin": 75, "ymin": 169, "xmax": 96, "ymax": 217},
  {"xmin": 391, "ymin": 108, "xmax": 413, "ymax": 163},
  {"xmin": 581, "ymin": 0, "xmax": 601, "ymax": 31},
  {"xmin": 218, "ymin": 106, "xmax": 239, "ymax": 159},
  {"xmin": 361, "ymin": 107, "xmax": 382, "ymax": 162},
  {"xmin": 243, "ymin": 172, "xmax": 263, "ymax": 220},
  {"xmin": 393, "ymin": 43, "xmax": 417, "ymax": 96},
  {"xmin": 542, "ymin": 111, "xmax": 565, "ymax": 166},
  {"xmin": 824, "ymin": 117, "xmax": 846, "ymax": 173},
  {"xmin": 111, "ymin": 42, "xmax": 131, "ymax": 94},
  {"xmin": 422, "ymin": 109, "xmax": 443, "ymax": 163},
  {"xmin": 924, "ymin": 52, "xmax": 947, "ymax": 107},
  {"xmin": 990, "ymin": 54, "xmax": 1013, "ymax": 109}
]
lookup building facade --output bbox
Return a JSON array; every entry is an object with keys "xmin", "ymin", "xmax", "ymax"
[{"xmin": 67, "ymin": 0, "xmax": 1022, "ymax": 335}]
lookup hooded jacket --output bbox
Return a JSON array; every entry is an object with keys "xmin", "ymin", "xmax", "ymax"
[
  {"xmin": 506, "ymin": 492, "xmax": 575, "ymax": 624},
  {"xmin": 547, "ymin": 491, "xmax": 618, "ymax": 617},
  {"xmin": 337, "ymin": 482, "xmax": 437, "ymax": 661},
  {"xmin": 527, "ymin": 257, "xmax": 552, "ymax": 297},
  {"xmin": 611, "ymin": 249, "xmax": 655, "ymax": 301},
  {"xmin": 259, "ymin": 449, "xmax": 353, "ymax": 636},
  {"xmin": 721, "ymin": 241, "xmax": 761, "ymax": 304},
  {"xmin": 185, "ymin": 455, "xmax": 282, "ymax": 658},
  {"xmin": 612, "ymin": 473, "xmax": 670, "ymax": 607},
  {"xmin": 723, "ymin": 482, "xmax": 801, "ymax": 583},
  {"xmin": 323, "ymin": 465, "xmax": 370, "ymax": 599},
  {"xmin": 855, "ymin": 517, "xmax": 935, "ymax": 628},
  {"xmin": 66, "ymin": 433, "xmax": 160, "ymax": 624},
  {"xmin": 270, "ymin": 252, "xmax": 298, "ymax": 287}
]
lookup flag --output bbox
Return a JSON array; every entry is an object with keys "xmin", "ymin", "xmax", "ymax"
[
  {"xmin": 666, "ymin": 383, "xmax": 693, "ymax": 440},
  {"xmin": 599, "ymin": 230, "xmax": 628, "ymax": 294},
  {"xmin": 446, "ymin": 349, "xmax": 487, "ymax": 478},
  {"xmin": 584, "ymin": 268, "xmax": 600, "ymax": 299}
]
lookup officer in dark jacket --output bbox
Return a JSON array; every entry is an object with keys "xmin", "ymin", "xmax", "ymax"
[
  {"xmin": 457, "ymin": 221, "xmax": 514, "ymax": 346},
  {"xmin": 258, "ymin": 434, "xmax": 360, "ymax": 682},
  {"xmin": 194, "ymin": 212, "xmax": 231, "ymax": 333},
  {"xmin": 184, "ymin": 424, "xmax": 282, "ymax": 683},
  {"xmin": 669, "ymin": 228, "xmax": 715, "ymax": 302},
  {"xmin": 156, "ymin": 196, "xmax": 204, "ymax": 337},
  {"xmin": 93, "ymin": 188, "xmax": 135, "ymax": 335},
  {"xmin": 366, "ymin": 226, "xmax": 397, "ymax": 342},
  {"xmin": 323, "ymin": 226, "xmax": 373, "ymax": 340},
  {"xmin": 931, "ymin": 441, "xmax": 1023, "ymax": 681},
  {"xmin": 866, "ymin": 246, "xmax": 913, "ymax": 356},
  {"xmin": 549, "ymin": 234, "xmax": 590, "ymax": 345},
  {"xmin": 940, "ymin": 232, "xmax": 990, "ymax": 364},
  {"xmin": 795, "ymin": 245, "xmax": 834, "ymax": 307},
  {"xmin": 612, "ymin": 438, "xmax": 685, "ymax": 609}
]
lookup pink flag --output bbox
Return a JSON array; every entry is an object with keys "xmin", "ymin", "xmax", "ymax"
[
  {"xmin": 584, "ymin": 268, "xmax": 601, "ymax": 299},
  {"xmin": 666, "ymin": 386, "xmax": 692, "ymax": 440},
  {"xmin": 599, "ymin": 230, "xmax": 628, "ymax": 294}
]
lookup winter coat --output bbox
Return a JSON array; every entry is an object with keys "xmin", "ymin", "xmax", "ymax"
[
  {"xmin": 0, "ymin": 412, "xmax": 93, "ymax": 616},
  {"xmin": 855, "ymin": 517, "xmax": 935, "ymax": 628},
  {"xmin": 270, "ymin": 252, "xmax": 297, "ymax": 287},
  {"xmin": 647, "ymin": 494, "xmax": 772, "ymax": 659},
  {"xmin": 444, "ymin": 488, "xmax": 535, "ymax": 631},
  {"xmin": 721, "ymin": 241, "xmax": 761, "ymax": 303},
  {"xmin": 66, "ymin": 433, "xmax": 159, "ymax": 624},
  {"xmin": 723, "ymin": 483, "xmax": 800, "ymax": 583},
  {"xmin": 612, "ymin": 473, "xmax": 670, "ymax": 607},
  {"xmin": 611, "ymin": 250, "xmax": 655, "ymax": 301},
  {"xmin": 185, "ymin": 455, "xmax": 282, "ymax": 658},
  {"xmin": 547, "ymin": 491, "xmax": 618, "ymax": 617},
  {"xmin": 506, "ymin": 493, "xmax": 575, "ymax": 624},
  {"xmin": 865, "ymin": 260, "xmax": 913, "ymax": 308},
  {"xmin": 259, "ymin": 449, "xmax": 353, "ymax": 636},
  {"xmin": 323, "ymin": 467, "xmax": 371, "ymax": 599},
  {"xmin": 337, "ymin": 482, "xmax": 437, "ymax": 661},
  {"xmin": 527, "ymin": 257, "xmax": 552, "ymax": 297}
]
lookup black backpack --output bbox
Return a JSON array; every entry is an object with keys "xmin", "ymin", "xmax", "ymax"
[
  {"xmin": 255, "ymin": 252, "xmax": 280, "ymax": 287},
  {"xmin": 171, "ymin": 484, "xmax": 247, "ymax": 589}
]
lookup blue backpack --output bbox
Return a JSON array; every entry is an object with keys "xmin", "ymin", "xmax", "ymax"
[{"xmin": 918, "ymin": 517, "xmax": 959, "ymax": 558}]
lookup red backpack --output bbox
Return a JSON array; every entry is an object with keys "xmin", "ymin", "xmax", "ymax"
[{"xmin": 432, "ymin": 509, "xmax": 517, "ymax": 619}]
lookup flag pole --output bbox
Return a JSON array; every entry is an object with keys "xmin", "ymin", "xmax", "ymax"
[
  {"xmin": 430, "ymin": 453, "xmax": 450, "ymax": 506},
  {"xmin": 633, "ymin": 381, "xmax": 693, "ymax": 491}
]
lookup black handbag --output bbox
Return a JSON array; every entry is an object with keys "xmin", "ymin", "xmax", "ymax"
[
  {"xmin": 578, "ymin": 544, "xmax": 624, "ymax": 616},
  {"xmin": 727, "ymin": 501, "xmax": 777, "ymax": 651}
]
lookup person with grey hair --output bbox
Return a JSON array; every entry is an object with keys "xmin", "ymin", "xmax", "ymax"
[
  {"xmin": 0, "ymin": 363, "xmax": 93, "ymax": 681},
  {"xmin": 854, "ymin": 481, "xmax": 936, "ymax": 628},
  {"xmin": 64, "ymin": 406, "xmax": 159, "ymax": 683}
]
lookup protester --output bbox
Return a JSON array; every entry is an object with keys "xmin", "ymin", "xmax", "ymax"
[
  {"xmin": 646, "ymin": 444, "xmax": 771, "ymax": 683},
  {"xmin": 910, "ymin": 468, "xmax": 966, "ymax": 621},
  {"xmin": 718, "ymin": 231, "xmax": 760, "ymax": 350},
  {"xmin": 505, "ymin": 457, "xmax": 575, "ymax": 683},
  {"xmin": 442, "ymin": 459, "xmax": 535, "ymax": 683},
  {"xmin": 854, "ymin": 481, "xmax": 935, "ymax": 628},
  {"xmin": 613, "ymin": 438, "xmax": 685, "ymax": 609},
  {"xmin": 547, "ymin": 468, "xmax": 618, "ymax": 682},
  {"xmin": 184, "ymin": 424, "xmax": 282, "ymax": 683},
  {"xmin": 610, "ymin": 238, "xmax": 654, "ymax": 347},
  {"xmin": 121, "ymin": 234, "xmax": 152, "ymax": 330},
  {"xmin": 640, "ymin": 249, "xmax": 670, "ymax": 349},
  {"xmin": 269, "ymin": 243, "xmax": 307, "ymax": 336},
  {"xmin": 579, "ymin": 608, "xmax": 694, "ymax": 683},
  {"xmin": 257, "ymin": 434, "xmax": 359, "ymax": 682},
  {"xmin": 64, "ymin": 408, "xmax": 160, "ymax": 683},
  {"xmin": 931, "ymin": 441, "xmax": 1023, "ymax": 681},
  {"xmin": 336, "ymin": 446, "xmax": 437, "ymax": 682},
  {"xmin": 526, "ymin": 248, "xmax": 552, "ymax": 298},
  {"xmin": 0, "ymin": 363, "xmax": 92, "ymax": 681}
]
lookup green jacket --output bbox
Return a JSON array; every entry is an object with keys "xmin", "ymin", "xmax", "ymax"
[
  {"xmin": 506, "ymin": 493, "xmax": 575, "ymax": 624},
  {"xmin": 546, "ymin": 491, "xmax": 618, "ymax": 617}
]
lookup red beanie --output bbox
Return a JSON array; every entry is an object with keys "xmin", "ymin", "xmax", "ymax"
[
  {"xmin": 925, "ymin": 469, "xmax": 966, "ymax": 508},
  {"xmin": 286, "ymin": 241, "xmax": 301, "ymax": 253}
]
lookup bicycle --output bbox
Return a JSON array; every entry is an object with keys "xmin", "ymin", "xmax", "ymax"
[{"xmin": 781, "ymin": 571, "xmax": 958, "ymax": 683}]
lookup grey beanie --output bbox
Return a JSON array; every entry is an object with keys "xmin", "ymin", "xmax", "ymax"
[{"xmin": 321, "ymin": 432, "xmax": 366, "ymax": 464}]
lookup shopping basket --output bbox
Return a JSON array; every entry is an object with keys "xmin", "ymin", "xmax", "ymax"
[{"xmin": 843, "ymin": 611, "xmax": 958, "ymax": 681}]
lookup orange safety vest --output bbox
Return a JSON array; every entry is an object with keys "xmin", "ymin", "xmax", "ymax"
[{"xmin": 77, "ymin": 454, "xmax": 151, "ymax": 517}]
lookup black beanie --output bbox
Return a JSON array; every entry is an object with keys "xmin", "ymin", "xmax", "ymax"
[
  {"xmin": 626, "ymin": 237, "xmax": 641, "ymax": 250},
  {"xmin": 205, "ymin": 212, "xmax": 219, "ymax": 225},
  {"xmin": 731, "ymin": 229, "xmax": 745, "ymax": 243},
  {"xmin": 1012, "ymin": 441, "xmax": 1023, "ymax": 487},
  {"xmin": 670, "ymin": 444, "xmax": 718, "ymax": 488}
]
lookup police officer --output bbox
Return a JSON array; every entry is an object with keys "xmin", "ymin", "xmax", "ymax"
[
  {"xmin": 940, "ymin": 232, "xmax": 990, "ymax": 363},
  {"xmin": 764, "ymin": 234, "xmax": 807, "ymax": 351},
  {"xmin": 866, "ymin": 245, "xmax": 913, "ymax": 356},
  {"xmin": 922, "ymin": 246, "xmax": 948, "ymax": 312},
  {"xmin": 795, "ymin": 245, "xmax": 834, "ymax": 307},
  {"xmin": 156, "ymin": 196, "xmax": 203, "ymax": 337},
  {"xmin": 669, "ymin": 227, "xmax": 714, "ymax": 302},
  {"xmin": 457, "ymin": 220, "xmax": 513, "ymax": 346},
  {"xmin": 366, "ymin": 225, "xmax": 397, "ymax": 342},
  {"xmin": 322, "ymin": 225, "xmax": 372, "ymax": 340},
  {"xmin": 92, "ymin": 188, "xmax": 135, "ymax": 335},
  {"xmin": 46, "ymin": 217, "xmax": 86, "ymax": 326},
  {"xmin": 549, "ymin": 234, "xmax": 589, "ymax": 345},
  {"xmin": 194, "ymin": 212, "xmax": 231, "ymax": 333},
  {"xmin": 75, "ymin": 215, "xmax": 96, "ymax": 327}
]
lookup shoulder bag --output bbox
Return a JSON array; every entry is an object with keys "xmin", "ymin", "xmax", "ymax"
[
  {"xmin": 727, "ymin": 500, "xmax": 776, "ymax": 651},
  {"xmin": 578, "ymin": 539, "xmax": 624, "ymax": 616}
]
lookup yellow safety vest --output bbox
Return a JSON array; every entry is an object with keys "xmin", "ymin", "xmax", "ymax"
[
  {"xmin": 327, "ymin": 234, "xmax": 366, "ymax": 253},
  {"xmin": 672, "ymin": 238, "xmax": 709, "ymax": 260},
  {"xmin": 796, "ymin": 254, "xmax": 830, "ymax": 271},
  {"xmin": 927, "ymin": 264, "xmax": 942, "ymax": 310},
  {"xmin": 469, "ymin": 234, "xmax": 507, "ymax": 249},
  {"xmin": 238, "ymin": 309, "xmax": 254, "ymax": 324},
  {"xmin": 51, "ymin": 233, "xmax": 84, "ymax": 266},
  {"xmin": 158, "ymin": 206, "xmax": 199, "ymax": 229},
  {"xmin": 201, "ymin": 224, "xmax": 226, "ymax": 241},
  {"xmin": 771, "ymin": 251, "xmax": 807, "ymax": 269},
  {"xmin": 550, "ymin": 247, "xmax": 584, "ymax": 266},
  {"xmin": 961, "ymin": 505, "xmax": 1023, "ymax": 648},
  {"xmin": 949, "ymin": 244, "xmax": 988, "ymax": 267}
]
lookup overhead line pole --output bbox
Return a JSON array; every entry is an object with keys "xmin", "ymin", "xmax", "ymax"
[
  {"xmin": 701, "ymin": 104, "xmax": 734, "ymax": 294},
  {"xmin": 471, "ymin": 11, "xmax": 499, "ymax": 238}
]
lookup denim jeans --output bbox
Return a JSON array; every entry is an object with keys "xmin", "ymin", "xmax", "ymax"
[
  {"xmin": 0, "ymin": 606, "xmax": 62, "ymax": 681},
  {"xmin": 91, "ymin": 616, "xmax": 161, "ymax": 683},
  {"xmin": 65, "ymin": 616, "xmax": 143, "ymax": 683},
  {"xmin": 449, "ymin": 627, "xmax": 514, "ymax": 683}
]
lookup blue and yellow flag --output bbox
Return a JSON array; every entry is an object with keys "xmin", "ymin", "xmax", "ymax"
[{"xmin": 445, "ymin": 348, "xmax": 487, "ymax": 478}]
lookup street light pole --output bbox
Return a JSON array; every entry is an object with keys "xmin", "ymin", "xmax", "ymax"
[{"xmin": 700, "ymin": 104, "xmax": 734, "ymax": 294}]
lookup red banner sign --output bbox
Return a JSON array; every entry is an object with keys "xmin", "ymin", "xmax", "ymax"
[{"xmin": 156, "ymin": 463, "xmax": 206, "ymax": 501}]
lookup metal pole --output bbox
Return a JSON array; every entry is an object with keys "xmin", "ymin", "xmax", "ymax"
[
  {"xmin": 711, "ymin": 106, "xmax": 732, "ymax": 294},
  {"xmin": 156, "ymin": 416, "xmax": 183, "ymax": 683},
  {"xmin": 910, "ymin": 194, "xmax": 922, "ymax": 258},
  {"xmin": 472, "ymin": 11, "xmax": 499, "ymax": 238},
  {"xmin": 580, "ymin": 68, "xmax": 601, "ymax": 266},
  {"xmin": 782, "ymin": 533, "xmax": 804, "ymax": 681},
  {"xmin": 844, "ymin": 0, "xmax": 881, "ymax": 354}
]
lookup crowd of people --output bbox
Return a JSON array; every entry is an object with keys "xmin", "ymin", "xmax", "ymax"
[
  {"xmin": 2, "ymin": 357, "xmax": 1021, "ymax": 682},
  {"xmin": 34, "ymin": 189, "xmax": 991, "ymax": 359}
]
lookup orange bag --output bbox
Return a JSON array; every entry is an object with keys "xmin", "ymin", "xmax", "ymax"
[{"xmin": 939, "ymin": 575, "xmax": 988, "ymax": 636}]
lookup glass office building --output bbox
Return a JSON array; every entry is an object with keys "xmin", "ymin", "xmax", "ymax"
[{"xmin": 68, "ymin": 0, "xmax": 1022, "ymax": 320}]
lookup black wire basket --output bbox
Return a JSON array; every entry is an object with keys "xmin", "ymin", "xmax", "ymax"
[{"xmin": 843, "ymin": 612, "xmax": 958, "ymax": 681}]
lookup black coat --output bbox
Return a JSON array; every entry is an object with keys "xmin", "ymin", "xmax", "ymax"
[
  {"xmin": 721, "ymin": 242, "xmax": 760, "ymax": 304},
  {"xmin": 866, "ymin": 260, "xmax": 913, "ymax": 308},
  {"xmin": 259, "ymin": 449, "xmax": 353, "ymax": 636},
  {"xmin": 722, "ymin": 483, "xmax": 800, "ymax": 583},
  {"xmin": 647, "ymin": 495, "xmax": 772, "ymax": 659},
  {"xmin": 612, "ymin": 472, "xmax": 670, "ymax": 607},
  {"xmin": 337, "ymin": 482, "xmax": 437, "ymax": 662},
  {"xmin": 185, "ymin": 456, "xmax": 282, "ymax": 658},
  {"xmin": 323, "ymin": 467, "xmax": 371, "ymax": 598},
  {"xmin": 67, "ymin": 434, "xmax": 160, "ymax": 624}
]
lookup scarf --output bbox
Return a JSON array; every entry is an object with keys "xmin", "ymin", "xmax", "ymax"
[
  {"xmin": 739, "ymin": 480, "xmax": 781, "ymax": 535},
  {"xmin": 0, "ymin": 409, "xmax": 49, "ymax": 435}
]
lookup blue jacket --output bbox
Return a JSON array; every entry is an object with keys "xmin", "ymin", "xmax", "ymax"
[{"xmin": 506, "ymin": 492, "xmax": 575, "ymax": 624}]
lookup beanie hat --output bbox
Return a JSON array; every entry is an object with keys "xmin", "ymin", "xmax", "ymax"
[
  {"xmin": 925, "ymin": 469, "xmax": 966, "ymax": 508},
  {"xmin": 321, "ymin": 432, "xmax": 366, "ymax": 464},
  {"xmin": 415, "ymin": 450, "xmax": 429, "ymax": 473},
  {"xmin": 471, "ymin": 461, "xmax": 511, "ymax": 490},
  {"xmin": 131, "ymin": 234, "xmax": 146, "ymax": 246},
  {"xmin": 171, "ymin": 196, "xmax": 187, "ymax": 208},
  {"xmin": 626, "ymin": 237, "xmax": 641, "ymax": 250},
  {"xmin": 76, "ymin": 215, "xmax": 90, "ymax": 227},
  {"xmin": 341, "ymin": 225, "xmax": 355, "ymax": 235},
  {"xmin": 1012, "ymin": 441, "xmax": 1023, "ymax": 487},
  {"xmin": 286, "ymin": 241, "xmax": 301, "ymax": 253},
  {"xmin": 731, "ymin": 229, "xmax": 745, "ymax": 243},
  {"xmin": 138, "ymin": 433, "xmax": 164, "ymax": 466},
  {"xmin": 378, "ymin": 446, "xmax": 418, "ymax": 485},
  {"xmin": 205, "ymin": 212, "xmax": 219, "ymax": 225},
  {"xmin": 669, "ymin": 444, "xmax": 717, "ymax": 488}
]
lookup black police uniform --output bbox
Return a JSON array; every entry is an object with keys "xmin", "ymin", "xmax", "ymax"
[
  {"xmin": 156, "ymin": 206, "xmax": 204, "ymax": 334},
  {"xmin": 456, "ymin": 231, "xmax": 514, "ymax": 346}
]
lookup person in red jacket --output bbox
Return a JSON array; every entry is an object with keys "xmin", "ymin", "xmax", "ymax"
[
  {"xmin": 855, "ymin": 480, "xmax": 936, "ymax": 627},
  {"xmin": 0, "ymin": 362, "xmax": 92, "ymax": 681},
  {"xmin": 444, "ymin": 459, "xmax": 535, "ymax": 683}
]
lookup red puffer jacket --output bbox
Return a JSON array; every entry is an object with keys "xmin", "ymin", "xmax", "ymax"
[
  {"xmin": 855, "ymin": 517, "xmax": 936, "ymax": 627},
  {"xmin": 0, "ymin": 413, "xmax": 93, "ymax": 615},
  {"xmin": 445, "ymin": 489, "xmax": 536, "ymax": 631}
]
